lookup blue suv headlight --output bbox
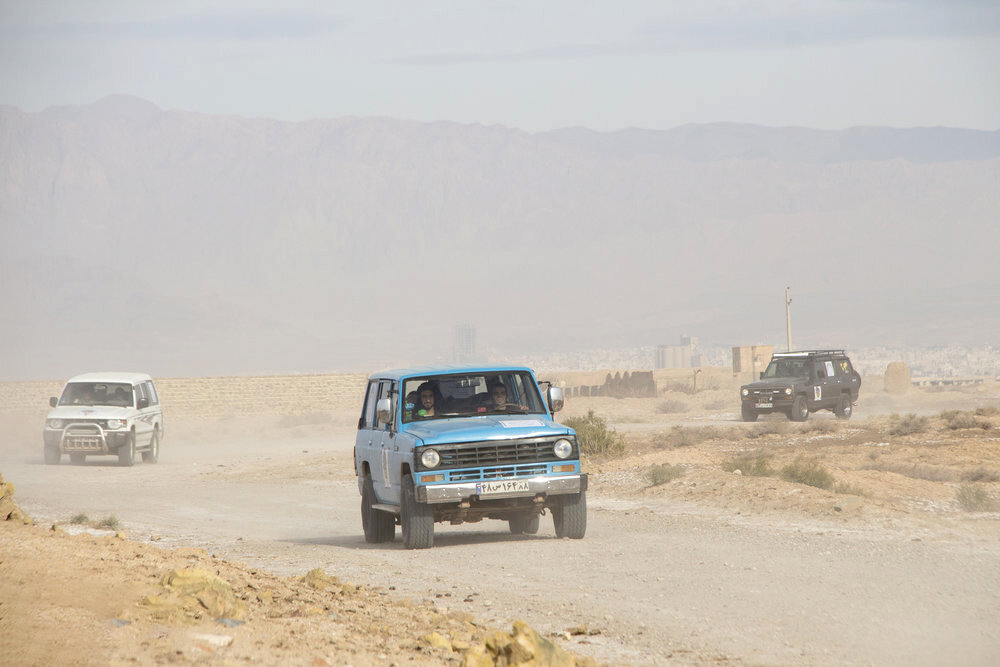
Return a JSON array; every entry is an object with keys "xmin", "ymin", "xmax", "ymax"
[
  {"xmin": 420, "ymin": 449, "xmax": 440, "ymax": 468},
  {"xmin": 553, "ymin": 439, "xmax": 573, "ymax": 459}
]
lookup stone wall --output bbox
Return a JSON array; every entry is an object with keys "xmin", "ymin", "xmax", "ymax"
[{"xmin": 0, "ymin": 374, "xmax": 369, "ymax": 420}]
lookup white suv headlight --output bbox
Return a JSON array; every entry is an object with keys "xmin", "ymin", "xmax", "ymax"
[
  {"xmin": 106, "ymin": 419, "xmax": 125, "ymax": 429},
  {"xmin": 553, "ymin": 439, "xmax": 573, "ymax": 459},
  {"xmin": 420, "ymin": 449, "xmax": 440, "ymax": 468},
  {"xmin": 47, "ymin": 419, "xmax": 63, "ymax": 429}
]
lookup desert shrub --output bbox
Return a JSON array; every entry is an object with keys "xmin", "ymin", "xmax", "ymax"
[
  {"xmin": 746, "ymin": 421, "xmax": 789, "ymax": 439},
  {"xmin": 663, "ymin": 382, "xmax": 696, "ymax": 395},
  {"xmin": 721, "ymin": 451, "xmax": 774, "ymax": 477},
  {"xmin": 944, "ymin": 411, "xmax": 989, "ymax": 430},
  {"xmin": 975, "ymin": 406, "xmax": 999, "ymax": 417},
  {"xmin": 646, "ymin": 463, "xmax": 685, "ymax": 486},
  {"xmin": 656, "ymin": 399, "xmax": 689, "ymax": 414},
  {"xmin": 961, "ymin": 467, "xmax": 1000, "ymax": 483},
  {"xmin": 889, "ymin": 413, "xmax": 928, "ymax": 436},
  {"xmin": 780, "ymin": 458, "xmax": 834, "ymax": 490},
  {"xmin": 955, "ymin": 484, "xmax": 998, "ymax": 512},
  {"xmin": 70, "ymin": 513, "xmax": 88, "ymax": 525},
  {"xmin": 834, "ymin": 482, "xmax": 868, "ymax": 496},
  {"xmin": 662, "ymin": 426, "xmax": 711, "ymax": 448},
  {"xmin": 863, "ymin": 462, "xmax": 956, "ymax": 482},
  {"xmin": 801, "ymin": 420, "xmax": 839, "ymax": 434},
  {"xmin": 715, "ymin": 427, "xmax": 748, "ymax": 442},
  {"xmin": 564, "ymin": 410, "xmax": 625, "ymax": 458},
  {"xmin": 96, "ymin": 515, "xmax": 121, "ymax": 531}
]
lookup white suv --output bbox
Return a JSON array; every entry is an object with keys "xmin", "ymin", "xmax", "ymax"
[{"xmin": 43, "ymin": 372, "xmax": 164, "ymax": 466}]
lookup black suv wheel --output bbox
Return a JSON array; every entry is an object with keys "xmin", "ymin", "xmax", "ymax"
[
  {"xmin": 790, "ymin": 395, "xmax": 809, "ymax": 422},
  {"xmin": 834, "ymin": 393, "xmax": 853, "ymax": 419}
]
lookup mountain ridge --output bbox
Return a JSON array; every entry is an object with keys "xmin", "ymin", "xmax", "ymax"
[{"xmin": 1, "ymin": 96, "xmax": 997, "ymax": 379}]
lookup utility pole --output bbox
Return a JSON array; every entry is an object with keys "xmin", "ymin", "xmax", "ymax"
[{"xmin": 785, "ymin": 287, "xmax": 793, "ymax": 351}]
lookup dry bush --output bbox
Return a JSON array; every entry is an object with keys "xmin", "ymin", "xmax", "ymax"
[
  {"xmin": 889, "ymin": 413, "xmax": 929, "ymax": 436},
  {"xmin": 96, "ymin": 515, "xmax": 121, "ymax": 531},
  {"xmin": 863, "ymin": 462, "xmax": 957, "ymax": 483},
  {"xmin": 780, "ymin": 458, "xmax": 834, "ymax": 490},
  {"xmin": 718, "ymin": 426, "xmax": 751, "ymax": 442},
  {"xmin": 834, "ymin": 482, "xmax": 868, "ymax": 496},
  {"xmin": 800, "ymin": 420, "xmax": 839, "ymax": 434},
  {"xmin": 721, "ymin": 451, "xmax": 774, "ymax": 477},
  {"xmin": 961, "ymin": 467, "xmax": 1000, "ymax": 483},
  {"xmin": 70, "ymin": 513, "xmax": 88, "ymax": 525},
  {"xmin": 662, "ymin": 382, "xmax": 696, "ymax": 395},
  {"xmin": 656, "ymin": 399, "xmax": 689, "ymax": 414},
  {"xmin": 646, "ymin": 463, "xmax": 685, "ymax": 486},
  {"xmin": 975, "ymin": 406, "xmax": 999, "ymax": 417},
  {"xmin": 943, "ymin": 411, "xmax": 990, "ymax": 430},
  {"xmin": 746, "ymin": 421, "xmax": 789, "ymax": 439},
  {"xmin": 956, "ymin": 484, "xmax": 999, "ymax": 512},
  {"xmin": 564, "ymin": 410, "xmax": 626, "ymax": 459},
  {"xmin": 658, "ymin": 426, "xmax": 713, "ymax": 448}
]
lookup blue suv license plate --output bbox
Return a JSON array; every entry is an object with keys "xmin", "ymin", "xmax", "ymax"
[{"xmin": 476, "ymin": 480, "xmax": 530, "ymax": 496}]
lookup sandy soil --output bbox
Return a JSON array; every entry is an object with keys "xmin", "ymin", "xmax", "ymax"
[{"xmin": 2, "ymin": 382, "xmax": 1000, "ymax": 665}]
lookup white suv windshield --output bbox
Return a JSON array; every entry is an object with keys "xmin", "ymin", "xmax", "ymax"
[
  {"xmin": 402, "ymin": 371, "xmax": 545, "ymax": 423},
  {"xmin": 59, "ymin": 382, "xmax": 134, "ymax": 407}
]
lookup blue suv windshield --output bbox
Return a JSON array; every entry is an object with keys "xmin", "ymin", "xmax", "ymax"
[{"xmin": 401, "ymin": 371, "xmax": 545, "ymax": 423}]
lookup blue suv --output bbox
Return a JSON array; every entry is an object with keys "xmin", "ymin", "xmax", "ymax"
[{"xmin": 354, "ymin": 365, "xmax": 587, "ymax": 549}]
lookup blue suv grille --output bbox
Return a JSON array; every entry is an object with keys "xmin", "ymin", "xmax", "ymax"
[{"xmin": 416, "ymin": 436, "xmax": 576, "ymax": 472}]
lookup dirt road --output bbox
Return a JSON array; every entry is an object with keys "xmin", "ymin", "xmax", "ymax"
[{"xmin": 4, "ymin": 406, "xmax": 999, "ymax": 666}]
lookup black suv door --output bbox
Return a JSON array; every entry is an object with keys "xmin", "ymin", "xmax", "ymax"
[{"xmin": 811, "ymin": 359, "xmax": 839, "ymax": 409}]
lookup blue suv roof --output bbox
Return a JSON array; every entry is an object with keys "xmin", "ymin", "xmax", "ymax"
[{"xmin": 367, "ymin": 365, "xmax": 537, "ymax": 381}]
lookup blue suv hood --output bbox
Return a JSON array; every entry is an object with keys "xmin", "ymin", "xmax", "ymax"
[{"xmin": 404, "ymin": 415, "xmax": 572, "ymax": 445}]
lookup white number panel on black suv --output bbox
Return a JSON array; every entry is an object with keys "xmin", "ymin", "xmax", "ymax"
[{"xmin": 43, "ymin": 372, "xmax": 164, "ymax": 466}]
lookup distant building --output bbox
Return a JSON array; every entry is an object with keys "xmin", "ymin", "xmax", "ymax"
[
  {"xmin": 656, "ymin": 335, "xmax": 702, "ymax": 369},
  {"xmin": 453, "ymin": 324, "xmax": 477, "ymax": 364},
  {"xmin": 732, "ymin": 345, "xmax": 774, "ymax": 376}
]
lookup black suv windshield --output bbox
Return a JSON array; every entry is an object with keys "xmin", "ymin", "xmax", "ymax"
[
  {"xmin": 59, "ymin": 382, "xmax": 134, "ymax": 407},
  {"xmin": 762, "ymin": 359, "xmax": 810, "ymax": 379},
  {"xmin": 402, "ymin": 371, "xmax": 545, "ymax": 423}
]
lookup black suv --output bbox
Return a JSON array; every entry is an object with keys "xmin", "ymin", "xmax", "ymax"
[{"xmin": 740, "ymin": 350, "xmax": 861, "ymax": 422}]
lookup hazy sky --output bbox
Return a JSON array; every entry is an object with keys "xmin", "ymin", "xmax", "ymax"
[{"xmin": 1, "ymin": 1, "xmax": 998, "ymax": 132}]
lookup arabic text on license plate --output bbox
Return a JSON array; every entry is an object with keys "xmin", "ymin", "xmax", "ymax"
[
  {"xmin": 477, "ymin": 480, "xmax": 530, "ymax": 496},
  {"xmin": 756, "ymin": 402, "xmax": 772, "ymax": 409}
]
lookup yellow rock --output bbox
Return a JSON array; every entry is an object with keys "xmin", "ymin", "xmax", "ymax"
[
  {"xmin": 300, "ymin": 567, "xmax": 339, "ymax": 589},
  {"xmin": 424, "ymin": 632, "xmax": 453, "ymax": 651},
  {"xmin": 460, "ymin": 644, "xmax": 494, "ymax": 667},
  {"xmin": 160, "ymin": 568, "xmax": 247, "ymax": 620}
]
